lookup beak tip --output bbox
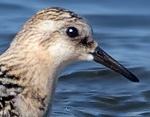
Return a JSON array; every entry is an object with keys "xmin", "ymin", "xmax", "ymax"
[
  {"xmin": 122, "ymin": 70, "xmax": 139, "ymax": 82},
  {"xmin": 93, "ymin": 46, "xmax": 140, "ymax": 83},
  {"xmin": 129, "ymin": 74, "xmax": 140, "ymax": 83},
  {"xmin": 135, "ymin": 79, "xmax": 140, "ymax": 82},
  {"xmin": 130, "ymin": 78, "xmax": 139, "ymax": 83}
]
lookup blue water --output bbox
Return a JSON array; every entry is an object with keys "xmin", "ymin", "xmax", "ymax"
[{"xmin": 0, "ymin": 0, "xmax": 150, "ymax": 116}]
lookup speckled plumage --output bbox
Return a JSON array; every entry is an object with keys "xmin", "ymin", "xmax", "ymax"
[
  {"xmin": 0, "ymin": 7, "xmax": 139, "ymax": 117},
  {"xmin": 0, "ymin": 7, "xmax": 97, "ymax": 116}
]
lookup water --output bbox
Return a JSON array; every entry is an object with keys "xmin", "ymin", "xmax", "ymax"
[{"xmin": 0, "ymin": 0, "xmax": 150, "ymax": 116}]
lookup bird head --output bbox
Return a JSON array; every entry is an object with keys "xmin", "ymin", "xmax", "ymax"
[{"xmin": 11, "ymin": 7, "xmax": 139, "ymax": 82}]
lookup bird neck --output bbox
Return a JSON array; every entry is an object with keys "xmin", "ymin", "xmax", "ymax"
[
  {"xmin": 15, "ymin": 63, "xmax": 59, "ymax": 116},
  {"xmin": 0, "ymin": 46, "xmax": 61, "ymax": 116}
]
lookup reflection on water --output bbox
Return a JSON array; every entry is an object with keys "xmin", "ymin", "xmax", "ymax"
[{"xmin": 0, "ymin": 0, "xmax": 150, "ymax": 116}]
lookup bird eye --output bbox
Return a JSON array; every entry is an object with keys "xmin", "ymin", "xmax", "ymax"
[{"xmin": 66, "ymin": 27, "xmax": 78, "ymax": 38}]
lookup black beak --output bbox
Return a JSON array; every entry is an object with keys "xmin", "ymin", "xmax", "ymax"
[{"xmin": 92, "ymin": 47, "xmax": 139, "ymax": 82}]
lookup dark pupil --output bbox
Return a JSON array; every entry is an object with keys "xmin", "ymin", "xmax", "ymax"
[{"xmin": 66, "ymin": 27, "xmax": 78, "ymax": 38}]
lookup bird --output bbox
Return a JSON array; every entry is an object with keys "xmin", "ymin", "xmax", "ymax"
[{"xmin": 0, "ymin": 7, "xmax": 139, "ymax": 117}]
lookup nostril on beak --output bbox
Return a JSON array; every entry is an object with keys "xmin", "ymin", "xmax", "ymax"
[{"xmin": 95, "ymin": 47, "xmax": 100, "ymax": 53}]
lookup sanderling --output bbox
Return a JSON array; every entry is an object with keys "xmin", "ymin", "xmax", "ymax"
[{"xmin": 0, "ymin": 7, "xmax": 139, "ymax": 117}]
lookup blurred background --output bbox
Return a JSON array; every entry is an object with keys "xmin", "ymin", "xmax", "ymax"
[{"xmin": 0, "ymin": 0, "xmax": 150, "ymax": 116}]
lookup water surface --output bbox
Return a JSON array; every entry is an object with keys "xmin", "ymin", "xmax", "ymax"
[{"xmin": 0, "ymin": 0, "xmax": 150, "ymax": 116}]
